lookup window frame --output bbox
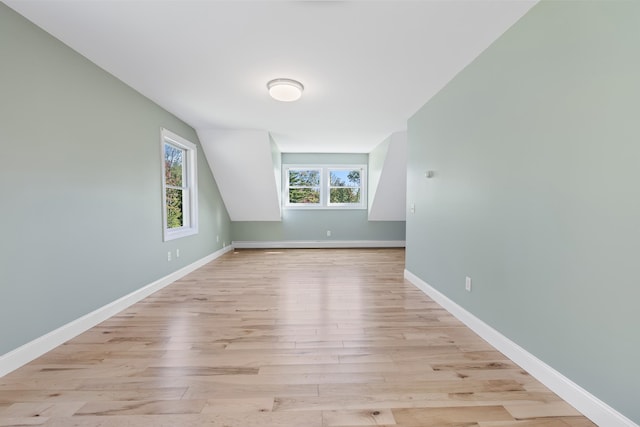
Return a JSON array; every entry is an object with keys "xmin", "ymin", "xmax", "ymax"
[
  {"xmin": 283, "ymin": 164, "xmax": 367, "ymax": 210},
  {"xmin": 161, "ymin": 128, "xmax": 198, "ymax": 241},
  {"xmin": 284, "ymin": 166, "xmax": 323, "ymax": 208},
  {"xmin": 327, "ymin": 166, "xmax": 366, "ymax": 208}
]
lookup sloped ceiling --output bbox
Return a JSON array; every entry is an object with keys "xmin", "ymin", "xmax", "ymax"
[
  {"xmin": 4, "ymin": 0, "xmax": 537, "ymax": 153},
  {"xmin": 5, "ymin": 1, "xmax": 538, "ymax": 223},
  {"xmin": 197, "ymin": 129, "xmax": 282, "ymax": 221},
  {"xmin": 369, "ymin": 132, "xmax": 407, "ymax": 221}
]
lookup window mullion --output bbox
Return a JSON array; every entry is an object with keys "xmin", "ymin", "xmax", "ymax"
[{"xmin": 322, "ymin": 167, "xmax": 328, "ymax": 206}]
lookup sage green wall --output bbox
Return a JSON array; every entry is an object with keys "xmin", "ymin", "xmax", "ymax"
[
  {"xmin": 284, "ymin": 153, "xmax": 368, "ymax": 165},
  {"xmin": 231, "ymin": 210, "xmax": 405, "ymax": 242},
  {"xmin": 0, "ymin": 4, "xmax": 231, "ymax": 356},
  {"xmin": 232, "ymin": 153, "xmax": 406, "ymax": 242},
  {"xmin": 406, "ymin": 1, "xmax": 640, "ymax": 422}
]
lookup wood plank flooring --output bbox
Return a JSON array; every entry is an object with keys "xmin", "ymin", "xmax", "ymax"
[{"xmin": 0, "ymin": 248, "xmax": 596, "ymax": 426}]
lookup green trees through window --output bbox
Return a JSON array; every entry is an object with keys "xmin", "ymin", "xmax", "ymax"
[
  {"xmin": 161, "ymin": 128, "xmax": 198, "ymax": 241},
  {"xmin": 285, "ymin": 165, "xmax": 366, "ymax": 208},
  {"xmin": 329, "ymin": 169, "xmax": 361, "ymax": 204},
  {"xmin": 288, "ymin": 169, "xmax": 321, "ymax": 204},
  {"xmin": 164, "ymin": 143, "xmax": 185, "ymax": 229}
]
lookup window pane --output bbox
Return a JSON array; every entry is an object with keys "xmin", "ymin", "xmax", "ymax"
[
  {"xmin": 330, "ymin": 187, "xmax": 360, "ymax": 204},
  {"xmin": 289, "ymin": 169, "xmax": 320, "ymax": 186},
  {"xmin": 165, "ymin": 143, "xmax": 184, "ymax": 187},
  {"xmin": 166, "ymin": 188, "xmax": 183, "ymax": 228},
  {"xmin": 330, "ymin": 169, "xmax": 360, "ymax": 187},
  {"xmin": 289, "ymin": 187, "xmax": 320, "ymax": 204}
]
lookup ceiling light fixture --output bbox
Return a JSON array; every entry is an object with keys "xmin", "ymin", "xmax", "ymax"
[{"xmin": 267, "ymin": 78, "xmax": 304, "ymax": 102}]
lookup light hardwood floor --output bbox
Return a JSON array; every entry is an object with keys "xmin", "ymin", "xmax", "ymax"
[{"xmin": 0, "ymin": 248, "xmax": 596, "ymax": 426}]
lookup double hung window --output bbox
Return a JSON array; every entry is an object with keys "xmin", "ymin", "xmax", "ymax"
[
  {"xmin": 287, "ymin": 168, "xmax": 322, "ymax": 206},
  {"xmin": 328, "ymin": 168, "xmax": 362, "ymax": 207},
  {"xmin": 161, "ymin": 129, "xmax": 198, "ymax": 241},
  {"xmin": 284, "ymin": 165, "xmax": 366, "ymax": 209}
]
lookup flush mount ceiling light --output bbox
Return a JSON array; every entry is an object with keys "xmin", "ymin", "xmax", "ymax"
[{"xmin": 267, "ymin": 78, "xmax": 304, "ymax": 102}]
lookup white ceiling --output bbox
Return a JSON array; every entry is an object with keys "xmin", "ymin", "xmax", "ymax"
[{"xmin": 5, "ymin": 0, "xmax": 537, "ymax": 153}]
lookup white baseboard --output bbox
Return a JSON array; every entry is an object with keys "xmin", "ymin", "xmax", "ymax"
[
  {"xmin": 232, "ymin": 240, "xmax": 406, "ymax": 249},
  {"xmin": 404, "ymin": 269, "xmax": 638, "ymax": 427},
  {"xmin": 0, "ymin": 245, "xmax": 233, "ymax": 378}
]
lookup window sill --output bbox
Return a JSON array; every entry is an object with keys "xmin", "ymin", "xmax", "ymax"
[
  {"xmin": 163, "ymin": 227, "xmax": 198, "ymax": 242},
  {"xmin": 284, "ymin": 206, "xmax": 366, "ymax": 210}
]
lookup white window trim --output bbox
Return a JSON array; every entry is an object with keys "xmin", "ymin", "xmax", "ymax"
[
  {"xmin": 284, "ymin": 166, "xmax": 323, "ymax": 208},
  {"xmin": 327, "ymin": 166, "xmax": 367, "ymax": 208},
  {"xmin": 283, "ymin": 164, "xmax": 367, "ymax": 210},
  {"xmin": 161, "ymin": 128, "xmax": 198, "ymax": 241}
]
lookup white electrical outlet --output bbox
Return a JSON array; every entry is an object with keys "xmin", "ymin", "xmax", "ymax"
[
  {"xmin": 176, "ymin": 249, "xmax": 180, "ymax": 258},
  {"xmin": 465, "ymin": 276, "xmax": 472, "ymax": 292},
  {"xmin": 410, "ymin": 203, "xmax": 416, "ymax": 214},
  {"xmin": 167, "ymin": 251, "xmax": 172, "ymax": 261},
  {"xmin": 216, "ymin": 235, "xmax": 220, "ymax": 243},
  {"xmin": 326, "ymin": 230, "xmax": 331, "ymax": 237}
]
